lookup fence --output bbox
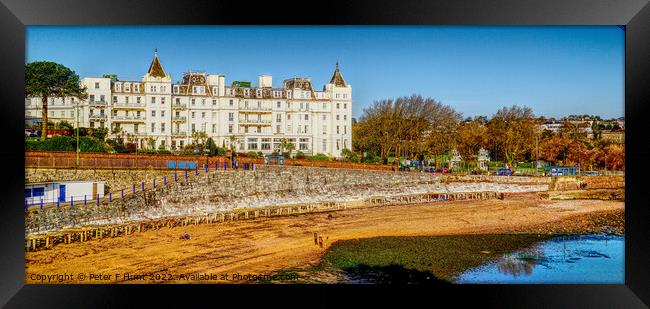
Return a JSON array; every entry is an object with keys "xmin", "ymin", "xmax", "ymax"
[
  {"xmin": 25, "ymin": 189, "xmax": 503, "ymax": 252},
  {"xmin": 24, "ymin": 151, "xmax": 392, "ymax": 171}
]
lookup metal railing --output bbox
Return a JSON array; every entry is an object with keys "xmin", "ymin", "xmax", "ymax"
[
  {"xmin": 89, "ymin": 114, "xmax": 108, "ymax": 119},
  {"xmin": 112, "ymin": 102, "xmax": 146, "ymax": 109},
  {"xmin": 112, "ymin": 115, "xmax": 146, "ymax": 121},
  {"xmin": 239, "ymin": 105, "xmax": 272, "ymax": 111},
  {"xmin": 239, "ymin": 118, "xmax": 272, "ymax": 124},
  {"xmin": 172, "ymin": 116, "xmax": 187, "ymax": 122}
]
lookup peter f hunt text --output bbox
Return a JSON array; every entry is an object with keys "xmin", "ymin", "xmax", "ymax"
[{"xmin": 29, "ymin": 273, "xmax": 299, "ymax": 283}]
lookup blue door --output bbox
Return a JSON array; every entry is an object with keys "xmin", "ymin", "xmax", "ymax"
[{"xmin": 59, "ymin": 185, "xmax": 66, "ymax": 202}]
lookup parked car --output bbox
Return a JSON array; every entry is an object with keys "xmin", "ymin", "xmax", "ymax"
[
  {"xmin": 31, "ymin": 130, "xmax": 41, "ymax": 137},
  {"xmin": 584, "ymin": 171, "xmax": 599, "ymax": 176},
  {"xmin": 435, "ymin": 168, "xmax": 450, "ymax": 174},
  {"xmin": 497, "ymin": 168, "xmax": 513, "ymax": 176},
  {"xmin": 25, "ymin": 129, "xmax": 33, "ymax": 137}
]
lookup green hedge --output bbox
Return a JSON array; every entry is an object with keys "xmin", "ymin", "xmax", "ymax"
[
  {"xmin": 306, "ymin": 153, "xmax": 330, "ymax": 161},
  {"xmin": 26, "ymin": 136, "xmax": 107, "ymax": 152}
]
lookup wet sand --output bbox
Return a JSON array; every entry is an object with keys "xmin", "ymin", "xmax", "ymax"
[{"xmin": 25, "ymin": 193, "xmax": 623, "ymax": 284}]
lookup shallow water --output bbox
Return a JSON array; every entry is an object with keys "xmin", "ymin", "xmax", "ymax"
[{"xmin": 456, "ymin": 234, "xmax": 624, "ymax": 284}]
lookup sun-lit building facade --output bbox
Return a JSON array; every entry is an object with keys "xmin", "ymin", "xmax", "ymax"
[{"xmin": 25, "ymin": 51, "xmax": 353, "ymax": 157}]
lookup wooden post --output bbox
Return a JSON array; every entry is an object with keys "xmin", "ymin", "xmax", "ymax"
[
  {"xmin": 314, "ymin": 232, "xmax": 319, "ymax": 245},
  {"xmin": 318, "ymin": 236, "xmax": 323, "ymax": 248}
]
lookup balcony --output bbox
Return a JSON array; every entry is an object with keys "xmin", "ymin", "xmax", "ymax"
[
  {"xmin": 171, "ymin": 131, "xmax": 187, "ymax": 137},
  {"xmin": 111, "ymin": 115, "xmax": 146, "ymax": 123},
  {"xmin": 88, "ymin": 100, "xmax": 108, "ymax": 107},
  {"xmin": 239, "ymin": 105, "xmax": 272, "ymax": 113},
  {"xmin": 172, "ymin": 103, "xmax": 187, "ymax": 110},
  {"xmin": 89, "ymin": 114, "xmax": 108, "ymax": 121},
  {"xmin": 172, "ymin": 116, "xmax": 187, "ymax": 123},
  {"xmin": 112, "ymin": 102, "xmax": 146, "ymax": 109},
  {"xmin": 238, "ymin": 118, "xmax": 272, "ymax": 126}
]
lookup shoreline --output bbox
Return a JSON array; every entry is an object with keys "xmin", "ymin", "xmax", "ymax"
[{"xmin": 25, "ymin": 195, "xmax": 624, "ymax": 284}]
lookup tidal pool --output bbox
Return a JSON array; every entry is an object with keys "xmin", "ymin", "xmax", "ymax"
[{"xmin": 456, "ymin": 234, "xmax": 624, "ymax": 284}]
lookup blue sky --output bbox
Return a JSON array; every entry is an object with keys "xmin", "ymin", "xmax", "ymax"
[{"xmin": 26, "ymin": 26, "xmax": 624, "ymax": 119}]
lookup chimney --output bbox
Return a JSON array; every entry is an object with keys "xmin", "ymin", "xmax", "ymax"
[{"xmin": 259, "ymin": 75, "xmax": 272, "ymax": 88}]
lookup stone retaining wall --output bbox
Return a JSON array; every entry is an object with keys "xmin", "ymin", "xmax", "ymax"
[{"xmin": 25, "ymin": 166, "xmax": 549, "ymax": 234}]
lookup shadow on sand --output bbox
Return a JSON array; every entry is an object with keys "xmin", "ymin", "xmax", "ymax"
[{"xmin": 341, "ymin": 264, "xmax": 451, "ymax": 284}]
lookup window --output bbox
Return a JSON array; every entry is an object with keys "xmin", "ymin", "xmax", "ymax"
[
  {"xmin": 180, "ymin": 141, "xmax": 184, "ymax": 147},
  {"xmin": 336, "ymin": 140, "xmax": 340, "ymax": 150},
  {"xmin": 276, "ymin": 114, "xmax": 281, "ymax": 122},
  {"xmin": 125, "ymin": 84, "xmax": 130, "ymax": 92},
  {"xmin": 137, "ymin": 97, "xmax": 141, "ymax": 104},
  {"xmin": 32, "ymin": 187, "xmax": 45, "ymax": 197},
  {"xmin": 277, "ymin": 101, "xmax": 281, "ymax": 108},
  {"xmin": 248, "ymin": 138, "xmax": 258, "ymax": 150},
  {"xmin": 176, "ymin": 98, "xmax": 180, "ymax": 104},
  {"xmin": 322, "ymin": 139, "xmax": 327, "ymax": 152},
  {"xmin": 276, "ymin": 125, "xmax": 280, "ymax": 133},
  {"xmin": 125, "ymin": 97, "xmax": 129, "ymax": 103},
  {"xmin": 151, "ymin": 123, "xmax": 155, "ymax": 133},
  {"xmin": 228, "ymin": 124, "xmax": 233, "ymax": 133},
  {"xmin": 212, "ymin": 99, "xmax": 217, "ymax": 106},
  {"xmin": 300, "ymin": 102, "xmax": 303, "ymax": 109},
  {"xmin": 344, "ymin": 103, "xmax": 347, "ymax": 109},
  {"xmin": 336, "ymin": 103, "xmax": 340, "ymax": 109},
  {"xmin": 306, "ymin": 102, "xmax": 309, "ymax": 110},
  {"xmin": 136, "ymin": 111, "xmax": 141, "ymax": 117},
  {"xmin": 287, "ymin": 114, "xmax": 291, "ymax": 120},
  {"xmin": 228, "ymin": 113, "xmax": 234, "ymax": 121},
  {"xmin": 322, "ymin": 125, "xmax": 327, "ymax": 134},
  {"xmin": 192, "ymin": 123, "xmax": 196, "ymax": 132},
  {"xmin": 202, "ymin": 99, "xmax": 206, "ymax": 106},
  {"xmin": 192, "ymin": 112, "xmax": 195, "ymax": 119},
  {"xmin": 244, "ymin": 126, "xmax": 249, "ymax": 133},
  {"xmin": 212, "ymin": 124, "xmax": 216, "ymax": 133},
  {"xmin": 95, "ymin": 82, "xmax": 99, "ymax": 89},
  {"xmin": 151, "ymin": 111, "xmax": 156, "ymax": 117},
  {"xmin": 191, "ymin": 99, "xmax": 196, "ymax": 106},
  {"xmin": 161, "ymin": 123, "xmax": 165, "ymax": 132},
  {"xmin": 90, "ymin": 121, "xmax": 94, "ymax": 128},
  {"xmin": 322, "ymin": 115, "xmax": 327, "ymax": 121},
  {"xmin": 344, "ymin": 115, "xmax": 347, "ymax": 120},
  {"xmin": 344, "ymin": 126, "xmax": 347, "ymax": 134},
  {"xmin": 229, "ymin": 99, "xmax": 234, "ymax": 106},
  {"xmin": 161, "ymin": 111, "xmax": 165, "ymax": 117},
  {"xmin": 134, "ymin": 124, "xmax": 138, "ymax": 133},
  {"xmin": 161, "ymin": 98, "xmax": 165, "ymax": 104},
  {"xmin": 100, "ymin": 95, "xmax": 105, "ymax": 102},
  {"xmin": 304, "ymin": 125, "xmax": 308, "ymax": 133},
  {"xmin": 336, "ymin": 115, "xmax": 340, "ymax": 120},
  {"xmin": 337, "ymin": 126, "xmax": 340, "ymax": 134},
  {"xmin": 151, "ymin": 97, "xmax": 156, "ymax": 104},
  {"xmin": 173, "ymin": 85, "xmax": 179, "ymax": 93},
  {"xmin": 305, "ymin": 114, "xmax": 309, "ymax": 120},
  {"xmin": 134, "ymin": 84, "xmax": 139, "ymax": 92},
  {"xmin": 201, "ymin": 112, "xmax": 205, "ymax": 119}
]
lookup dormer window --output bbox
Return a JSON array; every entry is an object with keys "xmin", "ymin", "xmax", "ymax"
[
  {"xmin": 124, "ymin": 83, "xmax": 130, "ymax": 92},
  {"xmin": 134, "ymin": 84, "xmax": 139, "ymax": 92},
  {"xmin": 95, "ymin": 82, "xmax": 100, "ymax": 89},
  {"xmin": 115, "ymin": 83, "xmax": 121, "ymax": 92},
  {"xmin": 173, "ymin": 85, "xmax": 179, "ymax": 93}
]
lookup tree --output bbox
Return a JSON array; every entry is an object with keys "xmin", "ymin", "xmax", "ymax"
[
  {"xmin": 280, "ymin": 138, "xmax": 295, "ymax": 157},
  {"xmin": 192, "ymin": 131, "xmax": 208, "ymax": 146},
  {"xmin": 25, "ymin": 61, "xmax": 87, "ymax": 141},
  {"xmin": 205, "ymin": 137, "xmax": 217, "ymax": 155},
  {"xmin": 486, "ymin": 106, "xmax": 536, "ymax": 167},
  {"xmin": 456, "ymin": 119, "xmax": 488, "ymax": 162}
]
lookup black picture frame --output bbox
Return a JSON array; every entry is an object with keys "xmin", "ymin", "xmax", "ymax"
[{"xmin": 1, "ymin": 0, "xmax": 648, "ymax": 307}]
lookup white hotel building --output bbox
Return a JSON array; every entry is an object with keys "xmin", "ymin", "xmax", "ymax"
[{"xmin": 25, "ymin": 51, "xmax": 353, "ymax": 157}]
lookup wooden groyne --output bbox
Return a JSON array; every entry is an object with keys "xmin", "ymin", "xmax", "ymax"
[{"xmin": 25, "ymin": 190, "xmax": 502, "ymax": 252}]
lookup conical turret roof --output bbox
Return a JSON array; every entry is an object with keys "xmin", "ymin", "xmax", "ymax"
[
  {"xmin": 147, "ymin": 49, "xmax": 166, "ymax": 78},
  {"xmin": 329, "ymin": 62, "xmax": 347, "ymax": 87}
]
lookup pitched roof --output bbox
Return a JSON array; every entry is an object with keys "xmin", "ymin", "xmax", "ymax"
[
  {"xmin": 147, "ymin": 50, "xmax": 166, "ymax": 78},
  {"xmin": 329, "ymin": 62, "xmax": 347, "ymax": 87}
]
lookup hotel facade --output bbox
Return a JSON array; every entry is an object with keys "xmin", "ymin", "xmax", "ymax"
[{"xmin": 25, "ymin": 51, "xmax": 353, "ymax": 157}]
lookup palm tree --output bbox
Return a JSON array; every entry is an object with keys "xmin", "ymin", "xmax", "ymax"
[
  {"xmin": 25, "ymin": 61, "xmax": 87, "ymax": 141},
  {"xmin": 228, "ymin": 135, "xmax": 238, "ymax": 152},
  {"xmin": 280, "ymin": 138, "xmax": 295, "ymax": 157}
]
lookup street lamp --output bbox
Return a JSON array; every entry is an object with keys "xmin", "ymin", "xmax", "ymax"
[{"xmin": 76, "ymin": 98, "xmax": 80, "ymax": 167}]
